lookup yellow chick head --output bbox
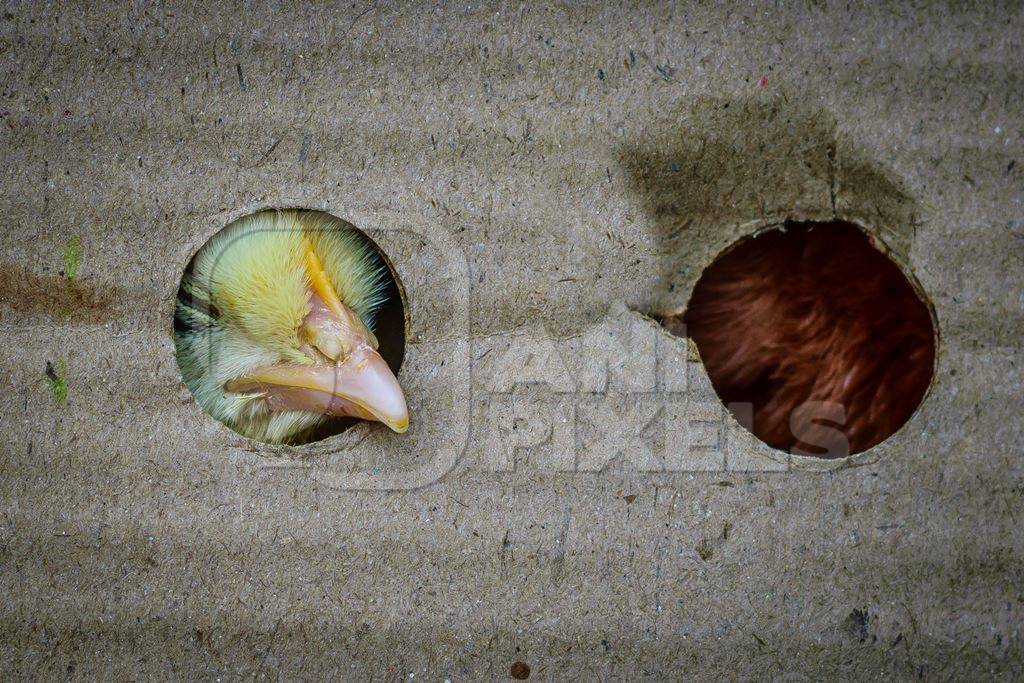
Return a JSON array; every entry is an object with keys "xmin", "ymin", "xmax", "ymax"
[{"xmin": 174, "ymin": 210, "xmax": 409, "ymax": 444}]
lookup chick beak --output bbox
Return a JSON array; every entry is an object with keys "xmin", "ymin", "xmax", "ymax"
[{"xmin": 225, "ymin": 238, "xmax": 409, "ymax": 433}]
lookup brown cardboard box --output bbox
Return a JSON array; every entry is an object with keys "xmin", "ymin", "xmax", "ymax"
[{"xmin": 1, "ymin": 2, "xmax": 1021, "ymax": 678}]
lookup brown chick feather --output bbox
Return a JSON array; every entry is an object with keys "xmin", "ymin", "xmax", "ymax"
[{"xmin": 682, "ymin": 221, "xmax": 935, "ymax": 456}]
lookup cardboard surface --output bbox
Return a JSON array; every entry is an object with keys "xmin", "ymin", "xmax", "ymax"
[{"xmin": 1, "ymin": 1, "xmax": 1022, "ymax": 678}]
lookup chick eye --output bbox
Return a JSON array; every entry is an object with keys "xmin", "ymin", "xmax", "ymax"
[{"xmin": 281, "ymin": 347, "xmax": 316, "ymax": 365}]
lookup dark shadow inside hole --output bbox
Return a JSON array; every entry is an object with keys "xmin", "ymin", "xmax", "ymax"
[{"xmin": 679, "ymin": 220, "xmax": 935, "ymax": 457}]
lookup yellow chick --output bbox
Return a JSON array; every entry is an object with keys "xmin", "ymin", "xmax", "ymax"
[{"xmin": 174, "ymin": 210, "xmax": 409, "ymax": 443}]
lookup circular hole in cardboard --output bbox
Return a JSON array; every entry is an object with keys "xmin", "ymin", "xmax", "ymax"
[
  {"xmin": 682, "ymin": 219, "xmax": 936, "ymax": 457},
  {"xmin": 173, "ymin": 208, "xmax": 407, "ymax": 445}
]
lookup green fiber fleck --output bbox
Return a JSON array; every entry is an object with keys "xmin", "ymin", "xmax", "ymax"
[
  {"xmin": 46, "ymin": 359, "xmax": 68, "ymax": 402},
  {"xmin": 64, "ymin": 235, "xmax": 82, "ymax": 280}
]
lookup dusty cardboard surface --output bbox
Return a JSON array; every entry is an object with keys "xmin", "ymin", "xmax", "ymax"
[{"xmin": 1, "ymin": 1, "xmax": 1022, "ymax": 678}]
